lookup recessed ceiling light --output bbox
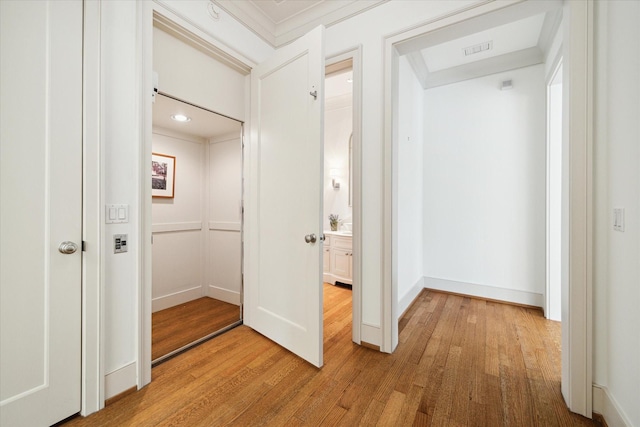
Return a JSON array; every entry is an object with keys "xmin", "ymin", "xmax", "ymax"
[{"xmin": 171, "ymin": 114, "xmax": 191, "ymax": 123}]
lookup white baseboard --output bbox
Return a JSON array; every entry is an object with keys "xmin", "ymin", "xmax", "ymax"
[
  {"xmin": 152, "ymin": 286, "xmax": 202, "ymax": 312},
  {"xmin": 105, "ymin": 362, "xmax": 136, "ymax": 400},
  {"xmin": 423, "ymin": 277, "xmax": 543, "ymax": 307},
  {"xmin": 361, "ymin": 323, "xmax": 381, "ymax": 347},
  {"xmin": 593, "ymin": 384, "xmax": 632, "ymax": 427},
  {"xmin": 399, "ymin": 277, "xmax": 425, "ymax": 319},
  {"xmin": 207, "ymin": 285, "xmax": 240, "ymax": 305}
]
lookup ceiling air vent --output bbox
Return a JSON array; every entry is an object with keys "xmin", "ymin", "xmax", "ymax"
[{"xmin": 463, "ymin": 41, "xmax": 493, "ymax": 56}]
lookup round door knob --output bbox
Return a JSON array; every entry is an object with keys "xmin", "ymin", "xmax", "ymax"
[
  {"xmin": 304, "ymin": 234, "xmax": 317, "ymax": 244},
  {"xmin": 58, "ymin": 241, "xmax": 78, "ymax": 254}
]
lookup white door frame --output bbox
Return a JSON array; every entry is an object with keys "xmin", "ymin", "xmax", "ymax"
[
  {"xmin": 82, "ymin": 0, "xmax": 105, "ymax": 416},
  {"xmin": 325, "ymin": 47, "xmax": 363, "ymax": 344},
  {"xmin": 545, "ymin": 56, "xmax": 563, "ymax": 322},
  {"xmin": 138, "ymin": 1, "xmax": 255, "ymax": 389},
  {"xmin": 382, "ymin": 0, "xmax": 593, "ymax": 418}
]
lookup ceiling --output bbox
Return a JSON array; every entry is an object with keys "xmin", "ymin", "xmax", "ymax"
[
  {"xmin": 213, "ymin": 0, "xmax": 388, "ymax": 47},
  {"xmin": 325, "ymin": 69, "xmax": 353, "ymax": 99},
  {"xmin": 152, "ymin": 94, "xmax": 242, "ymax": 140},
  {"xmin": 420, "ymin": 14, "xmax": 546, "ymax": 73},
  {"xmin": 402, "ymin": 2, "xmax": 563, "ymax": 89}
]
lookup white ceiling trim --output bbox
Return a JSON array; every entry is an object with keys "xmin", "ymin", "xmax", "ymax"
[
  {"xmin": 214, "ymin": 0, "xmax": 387, "ymax": 47},
  {"xmin": 154, "ymin": 11, "xmax": 252, "ymax": 74}
]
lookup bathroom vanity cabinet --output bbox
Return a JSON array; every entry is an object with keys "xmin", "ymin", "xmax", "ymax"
[{"xmin": 323, "ymin": 231, "xmax": 352, "ymax": 286}]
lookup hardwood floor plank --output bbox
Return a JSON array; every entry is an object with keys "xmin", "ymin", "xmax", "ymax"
[
  {"xmin": 377, "ymin": 389, "xmax": 406, "ymax": 425},
  {"xmin": 65, "ymin": 286, "xmax": 598, "ymax": 427},
  {"xmin": 397, "ymin": 384, "xmax": 424, "ymax": 426},
  {"xmin": 152, "ymin": 297, "xmax": 240, "ymax": 360}
]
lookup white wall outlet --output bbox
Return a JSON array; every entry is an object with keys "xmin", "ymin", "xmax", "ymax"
[
  {"xmin": 114, "ymin": 234, "xmax": 128, "ymax": 253},
  {"xmin": 106, "ymin": 204, "xmax": 129, "ymax": 224},
  {"xmin": 613, "ymin": 208, "xmax": 625, "ymax": 232}
]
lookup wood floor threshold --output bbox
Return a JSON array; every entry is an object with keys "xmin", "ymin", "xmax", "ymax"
[{"xmin": 153, "ymin": 320, "xmax": 243, "ymax": 366}]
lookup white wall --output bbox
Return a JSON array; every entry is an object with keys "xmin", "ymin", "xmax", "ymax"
[
  {"xmin": 208, "ymin": 135, "xmax": 243, "ymax": 305},
  {"xmin": 324, "ymin": 95, "xmax": 352, "ymax": 230},
  {"xmin": 593, "ymin": 1, "xmax": 640, "ymax": 425},
  {"xmin": 397, "ymin": 55, "xmax": 424, "ymax": 315},
  {"xmin": 422, "ymin": 65, "xmax": 546, "ymax": 307},
  {"xmin": 151, "ymin": 129, "xmax": 206, "ymax": 312},
  {"xmin": 150, "ymin": 130, "xmax": 243, "ymax": 310},
  {"xmin": 153, "ymin": 26, "xmax": 246, "ymax": 121},
  {"xmin": 101, "ymin": 0, "xmax": 140, "ymax": 392}
]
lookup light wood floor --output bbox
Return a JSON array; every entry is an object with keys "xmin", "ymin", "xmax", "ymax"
[
  {"xmin": 152, "ymin": 297, "xmax": 240, "ymax": 361},
  {"xmin": 66, "ymin": 285, "xmax": 597, "ymax": 426}
]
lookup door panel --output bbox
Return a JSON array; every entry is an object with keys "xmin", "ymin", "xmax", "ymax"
[
  {"xmin": 246, "ymin": 26, "xmax": 325, "ymax": 367},
  {"xmin": 0, "ymin": 1, "xmax": 83, "ymax": 425}
]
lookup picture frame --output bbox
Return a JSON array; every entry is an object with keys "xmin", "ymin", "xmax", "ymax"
[{"xmin": 152, "ymin": 152, "xmax": 176, "ymax": 198}]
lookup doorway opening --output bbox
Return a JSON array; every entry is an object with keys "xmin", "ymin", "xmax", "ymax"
[
  {"xmin": 387, "ymin": 0, "xmax": 593, "ymax": 416},
  {"xmin": 323, "ymin": 51, "xmax": 364, "ymax": 348},
  {"xmin": 148, "ymin": 12, "xmax": 248, "ymax": 365},
  {"xmin": 151, "ymin": 92, "xmax": 244, "ymax": 364},
  {"xmin": 323, "ymin": 60, "xmax": 355, "ymax": 347}
]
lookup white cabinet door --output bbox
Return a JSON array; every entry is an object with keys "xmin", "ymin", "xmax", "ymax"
[
  {"xmin": 323, "ymin": 246, "xmax": 331, "ymax": 274},
  {"xmin": 0, "ymin": 1, "xmax": 83, "ymax": 425},
  {"xmin": 331, "ymin": 249, "xmax": 352, "ymax": 281},
  {"xmin": 245, "ymin": 26, "xmax": 325, "ymax": 367}
]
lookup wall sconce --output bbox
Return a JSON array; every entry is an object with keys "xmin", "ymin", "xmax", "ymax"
[{"xmin": 330, "ymin": 169, "xmax": 341, "ymax": 190}]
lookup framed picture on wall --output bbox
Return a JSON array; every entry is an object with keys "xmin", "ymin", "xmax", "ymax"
[{"xmin": 152, "ymin": 152, "xmax": 175, "ymax": 198}]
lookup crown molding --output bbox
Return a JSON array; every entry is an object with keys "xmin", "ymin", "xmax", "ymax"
[{"xmin": 214, "ymin": 0, "xmax": 388, "ymax": 48}]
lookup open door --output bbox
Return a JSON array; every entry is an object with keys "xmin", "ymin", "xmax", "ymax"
[{"xmin": 245, "ymin": 26, "xmax": 325, "ymax": 367}]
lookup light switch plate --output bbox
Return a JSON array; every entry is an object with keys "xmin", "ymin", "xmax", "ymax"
[
  {"xmin": 106, "ymin": 204, "xmax": 128, "ymax": 224},
  {"xmin": 613, "ymin": 208, "xmax": 625, "ymax": 232}
]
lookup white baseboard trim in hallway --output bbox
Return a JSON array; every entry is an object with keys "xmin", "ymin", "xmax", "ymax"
[
  {"xmin": 423, "ymin": 277, "xmax": 543, "ymax": 308},
  {"xmin": 399, "ymin": 277, "xmax": 425, "ymax": 318},
  {"xmin": 105, "ymin": 362, "xmax": 136, "ymax": 400},
  {"xmin": 592, "ymin": 384, "xmax": 632, "ymax": 427}
]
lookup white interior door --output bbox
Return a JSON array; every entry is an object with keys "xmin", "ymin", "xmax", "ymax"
[
  {"xmin": 245, "ymin": 26, "xmax": 325, "ymax": 367},
  {"xmin": 0, "ymin": 1, "xmax": 83, "ymax": 425}
]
